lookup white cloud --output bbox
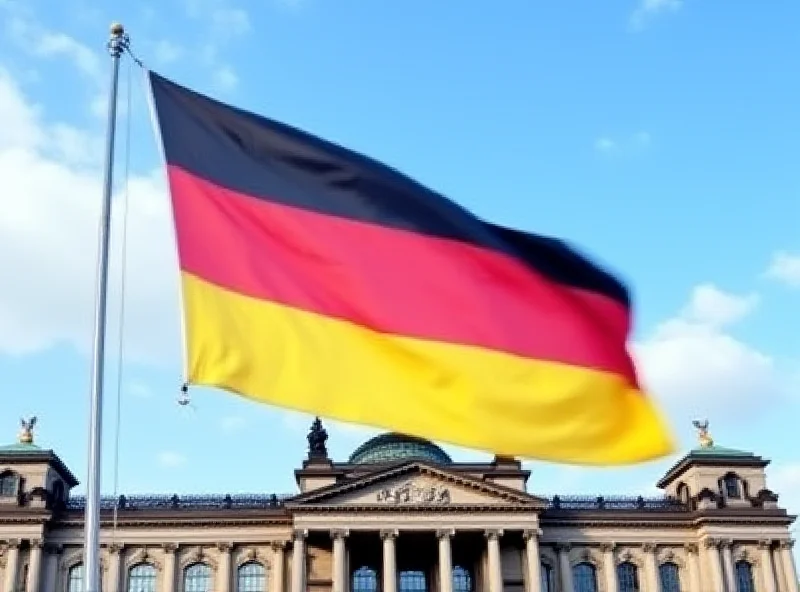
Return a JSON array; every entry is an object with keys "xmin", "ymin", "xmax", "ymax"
[
  {"xmin": 4, "ymin": 16, "xmax": 102, "ymax": 82},
  {"xmin": 680, "ymin": 283, "xmax": 759, "ymax": 327},
  {"xmin": 157, "ymin": 450, "xmax": 187, "ymax": 468},
  {"xmin": 2, "ymin": 9, "xmax": 130, "ymax": 121},
  {"xmin": 634, "ymin": 284, "xmax": 785, "ymax": 421},
  {"xmin": 594, "ymin": 131, "xmax": 651, "ymax": 154},
  {"xmin": 0, "ymin": 67, "xmax": 181, "ymax": 363},
  {"xmin": 630, "ymin": 0, "xmax": 683, "ymax": 31},
  {"xmin": 764, "ymin": 251, "xmax": 800, "ymax": 288}
]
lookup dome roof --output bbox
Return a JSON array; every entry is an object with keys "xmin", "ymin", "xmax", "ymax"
[{"xmin": 348, "ymin": 433, "xmax": 452, "ymax": 465}]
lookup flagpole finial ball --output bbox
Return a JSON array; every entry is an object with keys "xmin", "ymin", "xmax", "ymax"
[{"xmin": 110, "ymin": 22, "xmax": 125, "ymax": 37}]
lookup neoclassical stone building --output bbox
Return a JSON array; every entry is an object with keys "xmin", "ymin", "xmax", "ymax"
[{"xmin": 0, "ymin": 418, "xmax": 796, "ymax": 592}]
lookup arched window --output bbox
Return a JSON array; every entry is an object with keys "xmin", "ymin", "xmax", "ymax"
[
  {"xmin": 68, "ymin": 564, "xmax": 84, "ymax": 592},
  {"xmin": 128, "ymin": 563, "xmax": 157, "ymax": 592},
  {"xmin": 724, "ymin": 474, "xmax": 741, "ymax": 499},
  {"xmin": 659, "ymin": 562, "xmax": 681, "ymax": 592},
  {"xmin": 399, "ymin": 570, "xmax": 427, "ymax": 592},
  {"xmin": 735, "ymin": 561, "xmax": 755, "ymax": 592},
  {"xmin": 675, "ymin": 483, "xmax": 690, "ymax": 503},
  {"xmin": 0, "ymin": 471, "xmax": 18, "ymax": 497},
  {"xmin": 573, "ymin": 563, "xmax": 598, "ymax": 592},
  {"xmin": 541, "ymin": 563, "xmax": 556, "ymax": 592},
  {"xmin": 237, "ymin": 561, "xmax": 266, "ymax": 592},
  {"xmin": 617, "ymin": 562, "xmax": 639, "ymax": 592},
  {"xmin": 352, "ymin": 566, "xmax": 378, "ymax": 592},
  {"xmin": 184, "ymin": 563, "xmax": 212, "ymax": 592},
  {"xmin": 453, "ymin": 566, "xmax": 472, "ymax": 592}
]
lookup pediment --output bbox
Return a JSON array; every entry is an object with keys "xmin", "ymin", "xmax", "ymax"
[{"xmin": 287, "ymin": 462, "xmax": 545, "ymax": 509}]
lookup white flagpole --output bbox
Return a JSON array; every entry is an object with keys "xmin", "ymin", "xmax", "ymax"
[{"xmin": 83, "ymin": 22, "xmax": 127, "ymax": 592}]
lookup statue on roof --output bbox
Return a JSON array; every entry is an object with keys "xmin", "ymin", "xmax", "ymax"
[
  {"xmin": 19, "ymin": 416, "xmax": 37, "ymax": 444},
  {"xmin": 307, "ymin": 416, "xmax": 329, "ymax": 460},
  {"xmin": 692, "ymin": 419, "xmax": 714, "ymax": 448}
]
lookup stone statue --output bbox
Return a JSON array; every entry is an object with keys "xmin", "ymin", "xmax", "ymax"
[
  {"xmin": 307, "ymin": 416, "xmax": 328, "ymax": 460},
  {"xmin": 692, "ymin": 419, "xmax": 713, "ymax": 448},
  {"xmin": 19, "ymin": 416, "xmax": 37, "ymax": 444}
]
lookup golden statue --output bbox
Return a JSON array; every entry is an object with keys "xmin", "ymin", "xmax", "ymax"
[
  {"xmin": 692, "ymin": 419, "xmax": 713, "ymax": 448},
  {"xmin": 19, "ymin": 416, "xmax": 37, "ymax": 445}
]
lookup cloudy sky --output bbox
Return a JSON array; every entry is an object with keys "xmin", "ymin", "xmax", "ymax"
[{"xmin": 0, "ymin": 0, "xmax": 797, "ymax": 546}]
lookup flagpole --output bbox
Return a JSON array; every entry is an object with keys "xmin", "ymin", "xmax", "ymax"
[{"xmin": 83, "ymin": 22, "xmax": 128, "ymax": 592}]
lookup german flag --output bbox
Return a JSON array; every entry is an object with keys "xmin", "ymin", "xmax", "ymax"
[{"xmin": 147, "ymin": 71, "xmax": 674, "ymax": 465}]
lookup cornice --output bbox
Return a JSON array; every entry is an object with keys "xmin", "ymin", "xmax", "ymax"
[{"xmin": 290, "ymin": 504, "xmax": 537, "ymax": 513}]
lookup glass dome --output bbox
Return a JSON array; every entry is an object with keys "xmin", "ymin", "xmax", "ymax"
[{"xmin": 348, "ymin": 433, "xmax": 452, "ymax": 465}]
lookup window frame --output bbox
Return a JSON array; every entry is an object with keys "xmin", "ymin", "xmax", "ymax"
[
  {"xmin": 127, "ymin": 562, "xmax": 158, "ymax": 592},
  {"xmin": 236, "ymin": 560, "xmax": 267, "ymax": 592}
]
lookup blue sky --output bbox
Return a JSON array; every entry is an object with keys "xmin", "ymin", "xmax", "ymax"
[{"xmin": 0, "ymin": 0, "xmax": 798, "ymax": 541}]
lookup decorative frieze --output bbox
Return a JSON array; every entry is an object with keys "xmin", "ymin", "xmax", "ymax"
[{"xmin": 376, "ymin": 481, "xmax": 451, "ymax": 505}]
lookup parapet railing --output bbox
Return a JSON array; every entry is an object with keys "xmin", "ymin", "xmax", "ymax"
[
  {"xmin": 65, "ymin": 493, "xmax": 292, "ymax": 511},
  {"xmin": 64, "ymin": 493, "xmax": 689, "ymax": 512},
  {"xmin": 545, "ymin": 495, "xmax": 690, "ymax": 512}
]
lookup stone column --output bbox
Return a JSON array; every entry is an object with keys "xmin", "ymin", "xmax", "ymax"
[
  {"xmin": 43, "ymin": 544, "xmax": 62, "ymax": 592},
  {"xmin": 523, "ymin": 530, "xmax": 542, "ymax": 592},
  {"xmin": 486, "ymin": 530, "xmax": 504, "ymax": 592},
  {"xmin": 778, "ymin": 541, "xmax": 798, "ymax": 592},
  {"xmin": 332, "ymin": 530, "xmax": 349, "ymax": 592},
  {"xmin": 437, "ymin": 530, "xmax": 455, "ymax": 592},
  {"xmin": 3, "ymin": 539, "xmax": 20, "ymax": 592},
  {"xmin": 720, "ymin": 541, "xmax": 735, "ymax": 592},
  {"xmin": 556, "ymin": 544, "xmax": 573, "ymax": 592},
  {"xmin": 381, "ymin": 530, "xmax": 398, "ymax": 592},
  {"xmin": 217, "ymin": 542, "xmax": 233, "ymax": 592},
  {"xmin": 600, "ymin": 543, "xmax": 617, "ymax": 592},
  {"xmin": 291, "ymin": 531, "xmax": 308, "ymax": 592},
  {"xmin": 684, "ymin": 544, "xmax": 700, "ymax": 592},
  {"xmin": 26, "ymin": 539, "xmax": 43, "ymax": 592},
  {"xmin": 105, "ymin": 543, "xmax": 123, "ymax": 592},
  {"xmin": 757, "ymin": 541, "xmax": 776, "ymax": 592},
  {"xmin": 162, "ymin": 543, "xmax": 178, "ymax": 592},
  {"xmin": 643, "ymin": 544, "xmax": 661, "ymax": 592},
  {"xmin": 272, "ymin": 542, "xmax": 286, "ymax": 592},
  {"xmin": 703, "ymin": 539, "xmax": 724, "ymax": 592}
]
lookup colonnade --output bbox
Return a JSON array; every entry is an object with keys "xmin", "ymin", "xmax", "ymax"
[
  {"xmin": 288, "ymin": 529, "xmax": 542, "ymax": 592},
  {"xmin": 0, "ymin": 535, "xmax": 796, "ymax": 592}
]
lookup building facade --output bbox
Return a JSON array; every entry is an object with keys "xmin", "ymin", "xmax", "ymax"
[{"xmin": 0, "ymin": 418, "xmax": 796, "ymax": 592}]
